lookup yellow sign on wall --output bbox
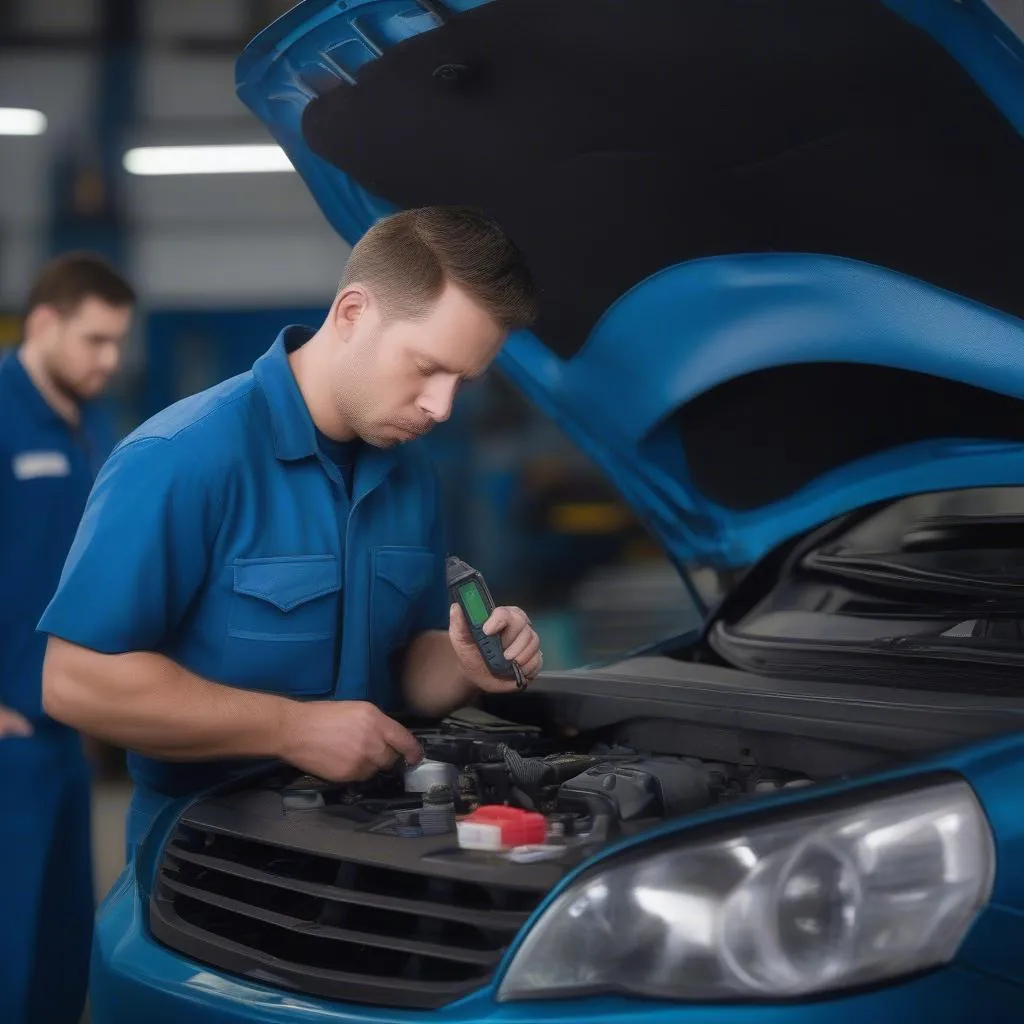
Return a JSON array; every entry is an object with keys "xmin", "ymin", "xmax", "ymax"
[{"xmin": 0, "ymin": 314, "xmax": 21, "ymax": 349}]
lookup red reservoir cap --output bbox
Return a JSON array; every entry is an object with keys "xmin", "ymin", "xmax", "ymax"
[{"xmin": 456, "ymin": 805, "xmax": 547, "ymax": 851}]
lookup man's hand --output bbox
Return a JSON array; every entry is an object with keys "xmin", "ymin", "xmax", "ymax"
[
  {"xmin": 278, "ymin": 700, "xmax": 423, "ymax": 782},
  {"xmin": 449, "ymin": 603, "xmax": 543, "ymax": 693},
  {"xmin": 0, "ymin": 704, "xmax": 33, "ymax": 739}
]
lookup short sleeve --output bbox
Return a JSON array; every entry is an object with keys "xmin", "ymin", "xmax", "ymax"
[{"xmin": 38, "ymin": 436, "xmax": 217, "ymax": 654}]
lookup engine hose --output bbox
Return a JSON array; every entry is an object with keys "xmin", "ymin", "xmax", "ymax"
[{"xmin": 499, "ymin": 744, "xmax": 548, "ymax": 792}]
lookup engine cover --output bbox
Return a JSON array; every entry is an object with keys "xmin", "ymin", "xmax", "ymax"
[{"xmin": 557, "ymin": 758, "xmax": 712, "ymax": 821}]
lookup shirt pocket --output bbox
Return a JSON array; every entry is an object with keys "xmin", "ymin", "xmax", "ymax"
[
  {"xmin": 225, "ymin": 554, "xmax": 341, "ymax": 697},
  {"xmin": 370, "ymin": 546, "xmax": 437, "ymax": 686}
]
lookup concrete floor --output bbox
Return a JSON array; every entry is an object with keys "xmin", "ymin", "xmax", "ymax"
[
  {"xmin": 92, "ymin": 780, "xmax": 132, "ymax": 902},
  {"xmin": 79, "ymin": 781, "xmax": 132, "ymax": 1024}
]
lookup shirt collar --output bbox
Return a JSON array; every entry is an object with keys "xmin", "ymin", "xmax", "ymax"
[
  {"xmin": 252, "ymin": 325, "xmax": 320, "ymax": 462},
  {"xmin": 2, "ymin": 347, "xmax": 79, "ymax": 428},
  {"xmin": 252, "ymin": 325, "xmax": 402, "ymax": 501}
]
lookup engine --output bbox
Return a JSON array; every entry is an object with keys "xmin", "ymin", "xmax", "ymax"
[
  {"xmin": 269, "ymin": 710, "xmax": 812, "ymax": 859},
  {"xmin": 149, "ymin": 707, "xmax": 817, "ymax": 1009}
]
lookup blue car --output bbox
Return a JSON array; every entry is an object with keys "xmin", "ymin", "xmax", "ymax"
[{"xmin": 90, "ymin": 0, "xmax": 1024, "ymax": 1020}]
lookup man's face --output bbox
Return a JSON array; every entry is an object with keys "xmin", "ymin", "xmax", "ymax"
[
  {"xmin": 335, "ymin": 283, "xmax": 507, "ymax": 448},
  {"xmin": 34, "ymin": 296, "xmax": 132, "ymax": 401}
]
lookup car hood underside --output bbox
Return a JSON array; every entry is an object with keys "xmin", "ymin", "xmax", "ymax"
[{"xmin": 238, "ymin": 0, "xmax": 1024, "ymax": 576}]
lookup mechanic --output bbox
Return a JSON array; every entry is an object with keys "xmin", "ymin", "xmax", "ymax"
[
  {"xmin": 0, "ymin": 252, "xmax": 135, "ymax": 1024},
  {"xmin": 38, "ymin": 206, "xmax": 544, "ymax": 860}
]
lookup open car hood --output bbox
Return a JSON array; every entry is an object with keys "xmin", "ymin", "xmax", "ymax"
[{"xmin": 237, "ymin": 0, "xmax": 1024, "ymax": 577}]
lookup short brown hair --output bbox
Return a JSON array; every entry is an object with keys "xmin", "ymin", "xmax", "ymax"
[
  {"xmin": 26, "ymin": 251, "xmax": 136, "ymax": 318},
  {"xmin": 339, "ymin": 206, "xmax": 537, "ymax": 331}
]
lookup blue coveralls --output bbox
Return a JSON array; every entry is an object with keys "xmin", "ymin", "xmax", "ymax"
[
  {"xmin": 39, "ymin": 325, "xmax": 450, "ymax": 857},
  {"xmin": 0, "ymin": 350, "xmax": 113, "ymax": 1024}
]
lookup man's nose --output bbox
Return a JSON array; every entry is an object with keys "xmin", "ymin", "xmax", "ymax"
[
  {"xmin": 100, "ymin": 344, "xmax": 121, "ymax": 376},
  {"xmin": 419, "ymin": 378, "xmax": 457, "ymax": 423}
]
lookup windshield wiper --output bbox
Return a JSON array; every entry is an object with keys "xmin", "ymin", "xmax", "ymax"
[
  {"xmin": 804, "ymin": 550, "xmax": 1024, "ymax": 597},
  {"xmin": 805, "ymin": 512, "xmax": 1024, "ymax": 597},
  {"xmin": 709, "ymin": 622, "xmax": 1024, "ymax": 695}
]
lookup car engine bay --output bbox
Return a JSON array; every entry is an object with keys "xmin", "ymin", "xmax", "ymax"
[
  {"xmin": 255, "ymin": 707, "xmax": 815, "ymax": 862},
  {"xmin": 146, "ymin": 701, "xmax": 902, "ymax": 1007}
]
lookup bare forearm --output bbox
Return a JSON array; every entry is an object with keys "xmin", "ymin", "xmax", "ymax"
[
  {"xmin": 401, "ymin": 630, "xmax": 476, "ymax": 717},
  {"xmin": 42, "ymin": 637, "xmax": 293, "ymax": 761}
]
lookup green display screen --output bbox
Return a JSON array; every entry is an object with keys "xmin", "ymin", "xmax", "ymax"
[{"xmin": 459, "ymin": 580, "xmax": 489, "ymax": 627}]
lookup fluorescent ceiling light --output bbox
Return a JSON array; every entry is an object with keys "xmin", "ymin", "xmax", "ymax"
[
  {"xmin": 0, "ymin": 108, "xmax": 47, "ymax": 136},
  {"xmin": 122, "ymin": 144, "xmax": 295, "ymax": 176}
]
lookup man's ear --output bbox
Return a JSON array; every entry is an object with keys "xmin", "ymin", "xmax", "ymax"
[{"xmin": 332, "ymin": 285, "xmax": 370, "ymax": 339}]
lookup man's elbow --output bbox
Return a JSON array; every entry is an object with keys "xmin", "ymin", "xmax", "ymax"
[{"xmin": 41, "ymin": 637, "xmax": 89, "ymax": 727}]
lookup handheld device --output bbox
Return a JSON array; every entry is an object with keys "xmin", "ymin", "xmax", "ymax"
[{"xmin": 446, "ymin": 555, "xmax": 527, "ymax": 689}]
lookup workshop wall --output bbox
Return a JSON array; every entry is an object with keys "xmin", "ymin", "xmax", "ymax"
[
  {"xmin": 0, "ymin": 49, "xmax": 96, "ymax": 305},
  {"xmin": 128, "ymin": 34, "xmax": 349, "ymax": 305},
  {"xmin": 1, "ymin": 0, "xmax": 343, "ymax": 310}
]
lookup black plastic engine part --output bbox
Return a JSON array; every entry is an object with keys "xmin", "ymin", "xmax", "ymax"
[
  {"xmin": 500, "ymin": 748, "xmax": 603, "ymax": 796},
  {"xmin": 644, "ymin": 759, "xmax": 715, "ymax": 814},
  {"xmin": 558, "ymin": 764, "xmax": 657, "ymax": 820},
  {"xmin": 468, "ymin": 761, "xmax": 515, "ymax": 806},
  {"xmin": 442, "ymin": 705, "xmax": 544, "ymax": 734},
  {"xmin": 415, "ymin": 729, "xmax": 554, "ymax": 766},
  {"xmin": 542, "ymin": 753, "xmax": 603, "ymax": 783},
  {"xmin": 557, "ymin": 759, "xmax": 712, "ymax": 821},
  {"xmin": 325, "ymin": 802, "xmax": 394, "ymax": 824},
  {"xmin": 685, "ymin": 759, "xmax": 741, "ymax": 802},
  {"xmin": 499, "ymin": 745, "xmax": 547, "ymax": 790},
  {"xmin": 546, "ymin": 812, "xmax": 576, "ymax": 836}
]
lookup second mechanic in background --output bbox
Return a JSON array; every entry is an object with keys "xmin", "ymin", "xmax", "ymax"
[{"xmin": 0, "ymin": 253, "xmax": 135, "ymax": 1024}]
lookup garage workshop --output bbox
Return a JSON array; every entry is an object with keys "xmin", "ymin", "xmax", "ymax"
[{"xmin": 2, "ymin": 1, "xmax": 1024, "ymax": 1022}]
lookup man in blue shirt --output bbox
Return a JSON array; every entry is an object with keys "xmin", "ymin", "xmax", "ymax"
[
  {"xmin": 0, "ymin": 252, "xmax": 135, "ymax": 1024},
  {"xmin": 39, "ymin": 207, "xmax": 544, "ymax": 852}
]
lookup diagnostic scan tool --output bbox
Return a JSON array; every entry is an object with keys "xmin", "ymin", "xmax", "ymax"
[{"xmin": 446, "ymin": 555, "xmax": 527, "ymax": 689}]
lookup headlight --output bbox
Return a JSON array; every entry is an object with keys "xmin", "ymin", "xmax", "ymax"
[{"xmin": 497, "ymin": 780, "xmax": 994, "ymax": 1002}]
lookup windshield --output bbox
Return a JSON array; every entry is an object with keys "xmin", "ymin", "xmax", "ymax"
[
  {"xmin": 985, "ymin": 0, "xmax": 1024, "ymax": 42},
  {"xmin": 805, "ymin": 487, "xmax": 1024, "ymax": 599},
  {"xmin": 706, "ymin": 487, "xmax": 1024, "ymax": 693}
]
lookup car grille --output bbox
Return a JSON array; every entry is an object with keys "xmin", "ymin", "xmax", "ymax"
[{"xmin": 150, "ymin": 823, "xmax": 547, "ymax": 1009}]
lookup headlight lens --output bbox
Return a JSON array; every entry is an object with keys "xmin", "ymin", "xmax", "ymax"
[{"xmin": 497, "ymin": 780, "xmax": 993, "ymax": 1002}]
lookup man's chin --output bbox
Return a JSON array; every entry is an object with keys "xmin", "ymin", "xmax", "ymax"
[
  {"xmin": 367, "ymin": 425, "xmax": 427, "ymax": 448},
  {"xmin": 360, "ymin": 431, "xmax": 399, "ymax": 450},
  {"xmin": 56, "ymin": 376, "xmax": 107, "ymax": 403}
]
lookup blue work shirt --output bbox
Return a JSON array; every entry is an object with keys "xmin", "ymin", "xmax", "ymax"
[
  {"xmin": 39, "ymin": 326, "xmax": 450, "ymax": 796},
  {"xmin": 315, "ymin": 431, "xmax": 359, "ymax": 499},
  {"xmin": 0, "ymin": 350, "xmax": 113, "ymax": 724}
]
